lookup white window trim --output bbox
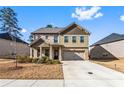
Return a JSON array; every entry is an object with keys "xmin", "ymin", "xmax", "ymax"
[
  {"xmin": 80, "ymin": 35, "xmax": 84, "ymax": 43},
  {"xmin": 72, "ymin": 36, "xmax": 77, "ymax": 43},
  {"xmin": 64, "ymin": 36, "xmax": 69, "ymax": 43},
  {"xmin": 54, "ymin": 35, "xmax": 59, "ymax": 43}
]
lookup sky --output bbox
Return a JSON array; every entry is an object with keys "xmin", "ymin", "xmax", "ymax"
[{"xmin": 0, "ymin": 6, "xmax": 124, "ymax": 45}]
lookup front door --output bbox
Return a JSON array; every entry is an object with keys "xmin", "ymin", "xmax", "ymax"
[
  {"xmin": 54, "ymin": 50, "xmax": 59, "ymax": 59},
  {"xmin": 45, "ymin": 49, "xmax": 49, "ymax": 57}
]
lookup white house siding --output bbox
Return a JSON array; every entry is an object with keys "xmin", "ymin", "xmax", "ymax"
[
  {"xmin": 0, "ymin": 39, "xmax": 30, "ymax": 58},
  {"xmin": 90, "ymin": 40, "xmax": 124, "ymax": 59}
]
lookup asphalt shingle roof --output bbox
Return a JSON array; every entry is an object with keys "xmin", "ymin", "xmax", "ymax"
[
  {"xmin": 0, "ymin": 32, "xmax": 28, "ymax": 44},
  {"xmin": 32, "ymin": 28, "xmax": 64, "ymax": 34},
  {"xmin": 31, "ymin": 23, "xmax": 90, "ymax": 35},
  {"xmin": 91, "ymin": 33, "xmax": 124, "ymax": 46}
]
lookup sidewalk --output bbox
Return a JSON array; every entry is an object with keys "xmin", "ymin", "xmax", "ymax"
[{"xmin": 0, "ymin": 79, "xmax": 64, "ymax": 87}]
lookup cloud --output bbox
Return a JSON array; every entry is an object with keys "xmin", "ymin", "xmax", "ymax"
[
  {"xmin": 72, "ymin": 6, "xmax": 103, "ymax": 21},
  {"xmin": 120, "ymin": 15, "xmax": 124, "ymax": 22},
  {"xmin": 94, "ymin": 12, "xmax": 103, "ymax": 18},
  {"xmin": 21, "ymin": 28, "xmax": 27, "ymax": 33}
]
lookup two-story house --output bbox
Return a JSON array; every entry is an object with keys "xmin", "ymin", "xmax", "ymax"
[
  {"xmin": 0, "ymin": 32, "xmax": 29, "ymax": 58},
  {"xmin": 30, "ymin": 23, "xmax": 90, "ymax": 61}
]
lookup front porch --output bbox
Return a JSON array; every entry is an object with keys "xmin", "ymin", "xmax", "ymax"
[{"xmin": 30, "ymin": 43, "xmax": 62, "ymax": 61}]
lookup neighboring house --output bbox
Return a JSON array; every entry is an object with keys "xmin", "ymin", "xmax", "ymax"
[
  {"xmin": 0, "ymin": 32, "xmax": 30, "ymax": 58},
  {"xmin": 90, "ymin": 33, "xmax": 124, "ymax": 59},
  {"xmin": 30, "ymin": 23, "xmax": 90, "ymax": 61}
]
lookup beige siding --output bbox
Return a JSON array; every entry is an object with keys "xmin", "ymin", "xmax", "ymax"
[
  {"xmin": 101, "ymin": 40, "xmax": 124, "ymax": 58},
  {"xmin": 90, "ymin": 40, "xmax": 124, "ymax": 59},
  {"xmin": 33, "ymin": 34, "xmax": 59, "ymax": 44},
  {"xmin": 59, "ymin": 35, "xmax": 89, "ymax": 47},
  {"xmin": 59, "ymin": 27, "xmax": 89, "ymax": 47},
  {"xmin": 62, "ymin": 27, "xmax": 88, "ymax": 35},
  {"xmin": 0, "ymin": 39, "xmax": 30, "ymax": 58}
]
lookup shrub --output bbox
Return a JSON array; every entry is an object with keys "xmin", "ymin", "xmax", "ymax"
[
  {"xmin": 37, "ymin": 58, "xmax": 43, "ymax": 64},
  {"xmin": 47, "ymin": 59, "xmax": 53, "ymax": 64},
  {"xmin": 36, "ymin": 56, "xmax": 50, "ymax": 64},
  {"xmin": 41, "ymin": 56, "xmax": 50, "ymax": 63},
  {"xmin": 16, "ymin": 56, "xmax": 26, "ymax": 63},
  {"xmin": 51, "ymin": 60, "xmax": 61, "ymax": 64},
  {"xmin": 36, "ymin": 56, "xmax": 58, "ymax": 64},
  {"xmin": 25, "ymin": 56, "xmax": 33, "ymax": 63},
  {"xmin": 32, "ymin": 58, "xmax": 39, "ymax": 63},
  {"xmin": 16, "ymin": 56, "xmax": 61, "ymax": 64},
  {"xmin": 16, "ymin": 56, "xmax": 33, "ymax": 63}
]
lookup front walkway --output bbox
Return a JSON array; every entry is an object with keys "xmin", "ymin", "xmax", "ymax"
[{"xmin": 62, "ymin": 60, "xmax": 124, "ymax": 87}]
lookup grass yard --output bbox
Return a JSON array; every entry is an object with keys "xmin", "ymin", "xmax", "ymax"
[
  {"xmin": 0, "ymin": 60, "xmax": 63, "ymax": 79},
  {"xmin": 92, "ymin": 59, "xmax": 124, "ymax": 73}
]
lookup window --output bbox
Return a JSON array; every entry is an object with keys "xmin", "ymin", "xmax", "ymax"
[
  {"xmin": 72, "ymin": 36, "xmax": 76, "ymax": 43},
  {"xmin": 80, "ymin": 36, "xmax": 84, "ymax": 43},
  {"xmin": 64, "ymin": 36, "xmax": 69, "ymax": 43},
  {"xmin": 45, "ymin": 35, "xmax": 48, "ymax": 39},
  {"xmin": 102, "ymin": 52, "xmax": 108, "ymax": 57},
  {"xmin": 54, "ymin": 35, "xmax": 58, "ymax": 43}
]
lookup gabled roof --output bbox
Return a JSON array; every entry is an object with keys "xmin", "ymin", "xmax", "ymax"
[
  {"xmin": 31, "ymin": 22, "xmax": 90, "ymax": 35},
  {"xmin": 30, "ymin": 38, "xmax": 44, "ymax": 47},
  {"xmin": 0, "ymin": 32, "xmax": 28, "ymax": 44},
  {"xmin": 91, "ymin": 33, "xmax": 124, "ymax": 46},
  {"xmin": 59, "ymin": 22, "xmax": 90, "ymax": 35}
]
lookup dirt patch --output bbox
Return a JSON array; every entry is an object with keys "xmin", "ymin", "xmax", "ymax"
[
  {"xmin": 91, "ymin": 59, "xmax": 124, "ymax": 73},
  {"xmin": 0, "ymin": 62, "xmax": 63, "ymax": 79}
]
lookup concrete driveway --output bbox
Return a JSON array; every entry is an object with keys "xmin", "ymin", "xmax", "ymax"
[{"xmin": 62, "ymin": 60, "xmax": 124, "ymax": 87}]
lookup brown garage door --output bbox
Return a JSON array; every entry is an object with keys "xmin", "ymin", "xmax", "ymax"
[{"xmin": 63, "ymin": 51, "xmax": 84, "ymax": 60}]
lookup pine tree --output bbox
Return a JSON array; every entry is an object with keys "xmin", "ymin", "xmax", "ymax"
[
  {"xmin": 0, "ymin": 7, "xmax": 22, "ymax": 37},
  {"xmin": 46, "ymin": 24, "xmax": 53, "ymax": 28},
  {"xmin": 0, "ymin": 7, "xmax": 22, "ymax": 68}
]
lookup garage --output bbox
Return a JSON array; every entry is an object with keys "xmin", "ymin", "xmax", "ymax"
[{"xmin": 63, "ymin": 50, "xmax": 84, "ymax": 60}]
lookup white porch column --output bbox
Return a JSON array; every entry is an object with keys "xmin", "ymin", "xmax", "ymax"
[
  {"xmin": 50, "ymin": 45, "xmax": 52, "ymax": 59},
  {"xmin": 40, "ymin": 46, "xmax": 42, "ymax": 58},
  {"xmin": 59, "ymin": 46, "xmax": 62, "ymax": 61},
  {"xmin": 30, "ymin": 47, "xmax": 32, "ymax": 58},
  {"xmin": 34, "ymin": 48, "xmax": 37, "ymax": 58}
]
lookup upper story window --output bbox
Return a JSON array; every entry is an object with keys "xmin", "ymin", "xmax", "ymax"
[
  {"xmin": 45, "ymin": 35, "xmax": 48, "ymax": 39},
  {"xmin": 80, "ymin": 36, "xmax": 84, "ymax": 43},
  {"xmin": 72, "ymin": 36, "xmax": 76, "ymax": 43},
  {"xmin": 64, "ymin": 36, "xmax": 69, "ymax": 43},
  {"xmin": 54, "ymin": 35, "xmax": 58, "ymax": 43}
]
